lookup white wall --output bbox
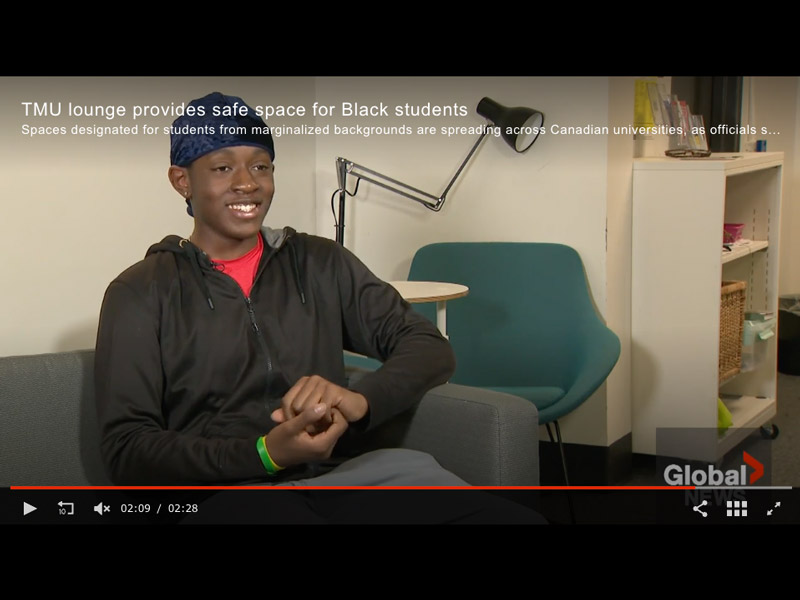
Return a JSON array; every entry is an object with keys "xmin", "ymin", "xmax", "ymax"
[
  {"xmin": 0, "ymin": 77, "xmax": 317, "ymax": 357},
  {"xmin": 602, "ymin": 77, "xmax": 636, "ymax": 445}
]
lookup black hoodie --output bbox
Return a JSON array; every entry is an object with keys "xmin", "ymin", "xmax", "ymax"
[{"xmin": 94, "ymin": 227, "xmax": 455, "ymax": 485}]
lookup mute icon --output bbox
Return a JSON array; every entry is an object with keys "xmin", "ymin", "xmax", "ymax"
[{"xmin": 94, "ymin": 502, "xmax": 110, "ymax": 515}]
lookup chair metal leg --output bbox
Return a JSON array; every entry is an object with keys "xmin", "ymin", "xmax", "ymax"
[
  {"xmin": 553, "ymin": 420, "xmax": 576, "ymax": 524},
  {"xmin": 554, "ymin": 420, "xmax": 570, "ymax": 487},
  {"xmin": 546, "ymin": 422, "xmax": 555, "ymax": 444}
]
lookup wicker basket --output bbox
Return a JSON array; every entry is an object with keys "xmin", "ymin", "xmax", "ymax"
[{"xmin": 719, "ymin": 280, "xmax": 747, "ymax": 382}]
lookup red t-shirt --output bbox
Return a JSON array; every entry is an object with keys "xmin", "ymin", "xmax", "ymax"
[{"xmin": 211, "ymin": 234, "xmax": 264, "ymax": 298}]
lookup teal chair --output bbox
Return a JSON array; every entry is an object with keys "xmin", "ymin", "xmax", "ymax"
[{"xmin": 408, "ymin": 242, "xmax": 621, "ymax": 484}]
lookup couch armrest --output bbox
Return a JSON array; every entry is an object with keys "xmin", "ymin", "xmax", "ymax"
[
  {"xmin": 0, "ymin": 349, "xmax": 111, "ymax": 486},
  {"xmin": 346, "ymin": 369, "xmax": 539, "ymax": 486}
]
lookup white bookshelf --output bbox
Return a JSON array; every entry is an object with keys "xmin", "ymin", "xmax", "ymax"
[{"xmin": 631, "ymin": 152, "xmax": 783, "ymax": 462}]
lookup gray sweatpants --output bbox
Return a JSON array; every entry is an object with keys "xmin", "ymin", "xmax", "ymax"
[
  {"xmin": 279, "ymin": 448, "xmax": 469, "ymax": 486},
  {"xmin": 181, "ymin": 450, "xmax": 546, "ymax": 523}
]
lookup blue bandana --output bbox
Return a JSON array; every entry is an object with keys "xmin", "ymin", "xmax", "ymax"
[{"xmin": 169, "ymin": 92, "xmax": 275, "ymax": 167}]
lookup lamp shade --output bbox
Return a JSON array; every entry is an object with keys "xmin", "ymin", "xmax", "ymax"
[{"xmin": 477, "ymin": 97, "xmax": 545, "ymax": 152}]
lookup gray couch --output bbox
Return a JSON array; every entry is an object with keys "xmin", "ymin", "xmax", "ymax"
[{"xmin": 0, "ymin": 350, "xmax": 539, "ymax": 486}]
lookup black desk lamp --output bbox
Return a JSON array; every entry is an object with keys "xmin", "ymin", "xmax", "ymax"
[{"xmin": 333, "ymin": 97, "xmax": 545, "ymax": 245}]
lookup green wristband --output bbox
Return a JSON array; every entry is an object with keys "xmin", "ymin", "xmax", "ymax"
[{"xmin": 256, "ymin": 435, "xmax": 284, "ymax": 475}]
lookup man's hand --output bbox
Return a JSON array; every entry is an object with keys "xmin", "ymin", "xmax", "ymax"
[
  {"xmin": 272, "ymin": 375, "xmax": 369, "ymax": 427},
  {"xmin": 265, "ymin": 403, "xmax": 349, "ymax": 468}
]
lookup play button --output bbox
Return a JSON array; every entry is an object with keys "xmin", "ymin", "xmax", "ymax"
[{"xmin": 23, "ymin": 502, "xmax": 37, "ymax": 516}]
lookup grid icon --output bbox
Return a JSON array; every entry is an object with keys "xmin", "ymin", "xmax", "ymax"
[{"xmin": 726, "ymin": 500, "xmax": 748, "ymax": 517}]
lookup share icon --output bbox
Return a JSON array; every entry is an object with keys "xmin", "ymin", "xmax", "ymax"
[{"xmin": 693, "ymin": 500, "xmax": 708, "ymax": 518}]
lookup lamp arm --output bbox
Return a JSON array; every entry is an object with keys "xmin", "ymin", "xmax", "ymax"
[
  {"xmin": 439, "ymin": 127, "xmax": 490, "ymax": 202},
  {"xmin": 337, "ymin": 128, "xmax": 489, "ymax": 213}
]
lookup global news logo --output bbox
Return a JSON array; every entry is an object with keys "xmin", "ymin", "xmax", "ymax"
[{"xmin": 663, "ymin": 451, "xmax": 764, "ymax": 486}]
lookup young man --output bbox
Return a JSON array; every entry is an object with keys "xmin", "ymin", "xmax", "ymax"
[{"xmin": 94, "ymin": 92, "xmax": 465, "ymax": 487}]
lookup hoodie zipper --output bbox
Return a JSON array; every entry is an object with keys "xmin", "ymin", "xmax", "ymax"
[
  {"xmin": 239, "ymin": 234, "xmax": 296, "ymax": 403},
  {"xmin": 245, "ymin": 296, "xmax": 274, "ymax": 387},
  {"xmin": 244, "ymin": 234, "xmax": 290, "ymax": 395}
]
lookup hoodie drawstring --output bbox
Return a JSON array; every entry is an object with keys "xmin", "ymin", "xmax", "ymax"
[
  {"xmin": 179, "ymin": 238, "xmax": 216, "ymax": 310},
  {"xmin": 287, "ymin": 240, "xmax": 306, "ymax": 306}
]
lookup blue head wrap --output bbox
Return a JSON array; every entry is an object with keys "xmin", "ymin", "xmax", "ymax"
[
  {"xmin": 170, "ymin": 92, "xmax": 275, "ymax": 216},
  {"xmin": 170, "ymin": 91, "xmax": 274, "ymax": 166}
]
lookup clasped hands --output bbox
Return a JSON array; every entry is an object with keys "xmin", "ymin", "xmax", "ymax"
[{"xmin": 264, "ymin": 375, "xmax": 368, "ymax": 469}]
